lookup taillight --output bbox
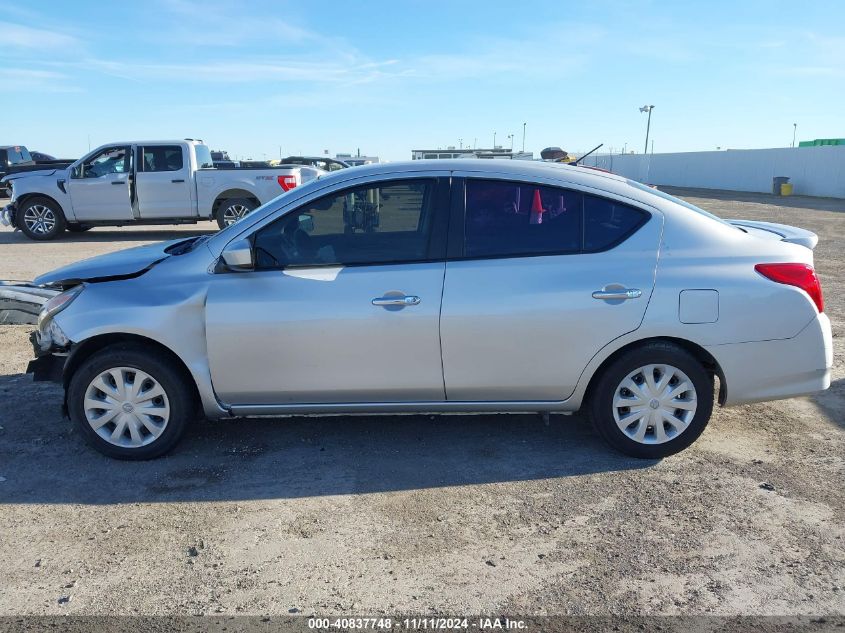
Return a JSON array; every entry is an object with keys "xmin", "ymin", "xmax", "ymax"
[
  {"xmin": 755, "ymin": 263, "xmax": 824, "ymax": 313},
  {"xmin": 277, "ymin": 175, "xmax": 297, "ymax": 192}
]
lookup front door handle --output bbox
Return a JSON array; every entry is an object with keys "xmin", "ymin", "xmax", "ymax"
[
  {"xmin": 171, "ymin": 179, "xmax": 185, "ymax": 183},
  {"xmin": 111, "ymin": 181, "xmax": 126, "ymax": 185},
  {"xmin": 372, "ymin": 295, "xmax": 421, "ymax": 307},
  {"xmin": 592, "ymin": 288, "xmax": 642, "ymax": 301}
]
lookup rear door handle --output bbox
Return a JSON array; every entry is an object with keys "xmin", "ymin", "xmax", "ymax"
[
  {"xmin": 592, "ymin": 288, "xmax": 642, "ymax": 300},
  {"xmin": 372, "ymin": 295, "xmax": 421, "ymax": 307},
  {"xmin": 171, "ymin": 179, "xmax": 185, "ymax": 183},
  {"xmin": 111, "ymin": 181, "xmax": 126, "ymax": 185}
]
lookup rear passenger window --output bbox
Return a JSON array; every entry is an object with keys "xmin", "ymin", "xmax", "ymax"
[
  {"xmin": 583, "ymin": 194, "xmax": 648, "ymax": 251},
  {"xmin": 141, "ymin": 146, "xmax": 184, "ymax": 172},
  {"xmin": 464, "ymin": 179, "xmax": 582, "ymax": 258}
]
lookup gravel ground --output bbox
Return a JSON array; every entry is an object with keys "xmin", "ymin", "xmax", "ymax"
[{"xmin": 0, "ymin": 190, "xmax": 842, "ymax": 617}]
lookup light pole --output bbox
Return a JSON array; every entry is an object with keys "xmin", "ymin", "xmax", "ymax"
[
  {"xmin": 639, "ymin": 105, "xmax": 654, "ymax": 155},
  {"xmin": 792, "ymin": 123, "xmax": 797, "ymax": 148},
  {"xmin": 522, "ymin": 122, "xmax": 526, "ymax": 152},
  {"xmin": 458, "ymin": 138, "xmax": 463, "ymax": 149},
  {"xmin": 507, "ymin": 134, "xmax": 514, "ymax": 151},
  {"xmin": 493, "ymin": 132, "xmax": 497, "ymax": 148}
]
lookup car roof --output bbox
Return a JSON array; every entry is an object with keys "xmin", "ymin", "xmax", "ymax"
[{"xmin": 315, "ymin": 158, "xmax": 636, "ymax": 193}]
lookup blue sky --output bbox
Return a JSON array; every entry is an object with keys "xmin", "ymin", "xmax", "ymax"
[{"xmin": 2, "ymin": 0, "xmax": 843, "ymax": 161}]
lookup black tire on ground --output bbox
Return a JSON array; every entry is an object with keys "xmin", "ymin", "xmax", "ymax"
[
  {"xmin": 66, "ymin": 223, "xmax": 92, "ymax": 233},
  {"xmin": 588, "ymin": 341, "xmax": 714, "ymax": 459},
  {"xmin": 67, "ymin": 343, "xmax": 197, "ymax": 460},
  {"xmin": 17, "ymin": 196, "xmax": 67, "ymax": 240},
  {"xmin": 215, "ymin": 197, "xmax": 257, "ymax": 230}
]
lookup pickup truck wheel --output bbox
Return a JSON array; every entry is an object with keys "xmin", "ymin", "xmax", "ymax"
[
  {"xmin": 18, "ymin": 196, "xmax": 66, "ymax": 240},
  {"xmin": 588, "ymin": 342, "xmax": 714, "ymax": 459},
  {"xmin": 216, "ymin": 197, "xmax": 257, "ymax": 229},
  {"xmin": 67, "ymin": 344, "xmax": 196, "ymax": 460},
  {"xmin": 67, "ymin": 223, "xmax": 92, "ymax": 233}
]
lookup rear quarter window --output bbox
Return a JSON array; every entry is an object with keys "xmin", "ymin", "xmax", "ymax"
[{"xmin": 583, "ymin": 194, "xmax": 649, "ymax": 251}]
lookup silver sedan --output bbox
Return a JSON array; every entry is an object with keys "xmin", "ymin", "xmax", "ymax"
[{"xmin": 26, "ymin": 160, "xmax": 832, "ymax": 459}]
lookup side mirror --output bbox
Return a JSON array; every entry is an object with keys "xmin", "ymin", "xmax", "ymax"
[{"xmin": 220, "ymin": 238, "xmax": 254, "ymax": 271}]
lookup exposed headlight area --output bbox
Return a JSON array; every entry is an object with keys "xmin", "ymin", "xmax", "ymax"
[{"xmin": 36, "ymin": 284, "xmax": 84, "ymax": 352}]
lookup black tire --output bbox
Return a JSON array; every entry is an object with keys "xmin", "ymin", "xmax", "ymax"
[
  {"xmin": 66, "ymin": 223, "xmax": 92, "ymax": 233},
  {"xmin": 588, "ymin": 342, "xmax": 714, "ymax": 459},
  {"xmin": 215, "ymin": 197, "xmax": 257, "ymax": 230},
  {"xmin": 67, "ymin": 343, "xmax": 197, "ymax": 460},
  {"xmin": 17, "ymin": 196, "xmax": 67, "ymax": 240}
]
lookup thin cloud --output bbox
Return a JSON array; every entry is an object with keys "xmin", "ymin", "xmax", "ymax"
[
  {"xmin": 0, "ymin": 21, "xmax": 82, "ymax": 51},
  {"xmin": 0, "ymin": 68, "xmax": 82, "ymax": 93}
]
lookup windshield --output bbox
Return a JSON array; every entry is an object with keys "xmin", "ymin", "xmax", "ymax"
[
  {"xmin": 212, "ymin": 172, "xmax": 331, "ymax": 239},
  {"xmin": 626, "ymin": 180, "xmax": 738, "ymax": 229}
]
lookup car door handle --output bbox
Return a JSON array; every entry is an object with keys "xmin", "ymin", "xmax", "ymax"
[
  {"xmin": 111, "ymin": 181, "xmax": 126, "ymax": 185},
  {"xmin": 171, "ymin": 179, "xmax": 185, "ymax": 183},
  {"xmin": 372, "ymin": 295, "xmax": 421, "ymax": 306},
  {"xmin": 592, "ymin": 288, "xmax": 642, "ymax": 300}
]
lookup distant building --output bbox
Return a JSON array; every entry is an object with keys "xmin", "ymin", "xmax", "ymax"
[
  {"xmin": 412, "ymin": 146, "xmax": 533, "ymax": 160},
  {"xmin": 336, "ymin": 152, "xmax": 379, "ymax": 166}
]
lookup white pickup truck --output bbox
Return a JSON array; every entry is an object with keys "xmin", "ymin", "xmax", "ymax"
[{"xmin": 0, "ymin": 139, "xmax": 323, "ymax": 240}]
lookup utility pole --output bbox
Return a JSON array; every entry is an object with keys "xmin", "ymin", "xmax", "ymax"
[
  {"xmin": 640, "ymin": 105, "xmax": 654, "ymax": 155},
  {"xmin": 792, "ymin": 123, "xmax": 797, "ymax": 148},
  {"xmin": 508, "ymin": 134, "xmax": 513, "ymax": 151},
  {"xmin": 522, "ymin": 122, "xmax": 526, "ymax": 152},
  {"xmin": 493, "ymin": 132, "xmax": 497, "ymax": 148}
]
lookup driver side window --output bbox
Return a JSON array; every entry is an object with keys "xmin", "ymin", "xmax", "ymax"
[
  {"xmin": 253, "ymin": 179, "xmax": 435, "ymax": 268},
  {"xmin": 75, "ymin": 147, "xmax": 130, "ymax": 179}
]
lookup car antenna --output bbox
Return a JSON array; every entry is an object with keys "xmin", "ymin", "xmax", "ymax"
[{"xmin": 573, "ymin": 143, "xmax": 604, "ymax": 165}]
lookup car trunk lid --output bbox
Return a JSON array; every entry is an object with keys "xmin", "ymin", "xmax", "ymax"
[{"xmin": 727, "ymin": 219, "xmax": 818, "ymax": 250}]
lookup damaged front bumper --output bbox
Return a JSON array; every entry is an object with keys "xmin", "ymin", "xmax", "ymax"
[
  {"xmin": 0, "ymin": 281, "xmax": 59, "ymax": 325},
  {"xmin": 26, "ymin": 330, "xmax": 67, "ymax": 382},
  {"xmin": 1, "ymin": 201, "xmax": 17, "ymax": 228}
]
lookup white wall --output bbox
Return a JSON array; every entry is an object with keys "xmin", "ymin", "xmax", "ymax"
[{"xmin": 590, "ymin": 146, "xmax": 845, "ymax": 198}]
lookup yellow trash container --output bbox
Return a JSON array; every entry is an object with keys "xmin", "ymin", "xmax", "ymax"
[{"xmin": 780, "ymin": 183, "xmax": 794, "ymax": 196}]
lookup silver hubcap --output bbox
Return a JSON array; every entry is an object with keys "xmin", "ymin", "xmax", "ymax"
[
  {"xmin": 23, "ymin": 204, "xmax": 56, "ymax": 234},
  {"xmin": 83, "ymin": 367, "xmax": 170, "ymax": 448},
  {"xmin": 612, "ymin": 364, "xmax": 697, "ymax": 445},
  {"xmin": 222, "ymin": 203, "xmax": 250, "ymax": 226}
]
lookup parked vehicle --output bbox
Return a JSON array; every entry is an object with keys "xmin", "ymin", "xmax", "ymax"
[
  {"xmin": 0, "ymin": 146, "xmax": 77, "ymax": 197},
  {"xmin": 281, "ymin": 156, "xmax": 350, "ymax": 172},
  {"xmin": 21, "ymin": 160, "xmax": 831, "ymax": 460},
  {"xmin": 0, "ymin": 140, "xmax": 323, "ymax": 239}
]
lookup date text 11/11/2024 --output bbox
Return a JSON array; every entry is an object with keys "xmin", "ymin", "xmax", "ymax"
[{"xmin": 308, "ymin": 617, "xmax": 528, "ymax": 630}]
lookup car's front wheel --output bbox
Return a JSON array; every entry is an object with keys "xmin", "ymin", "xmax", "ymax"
[
  {"xmin": 18, "ymin": 196, "xmax": 67, "ymax": 240},
  {"xmin": 67, "ymin": 344, "xmax": 196, "ymax": 459},
  {"xmin": 588, "ymin": 342, "xmax": 714, "ymax": 459}
]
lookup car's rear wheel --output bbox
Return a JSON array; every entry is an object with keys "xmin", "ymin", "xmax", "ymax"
[
  {"xmin": 67, "ymin": 344, "xmax": 196, "ymax": 460},
  {"xmin": 216, "ymin": 197, "xmax": 257, "ymax": 229},
  {"xmin": 588, "ymin": 342, "xmax": 713, "ymax": 458},
  {"xmin": 18, "ymin": 196, "xmax": 66, "ymax": 240}
]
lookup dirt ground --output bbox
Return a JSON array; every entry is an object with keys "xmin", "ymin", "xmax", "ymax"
[{"xmin": 0, "ymin": 189, "xmax": 843, "ymax": 617}]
